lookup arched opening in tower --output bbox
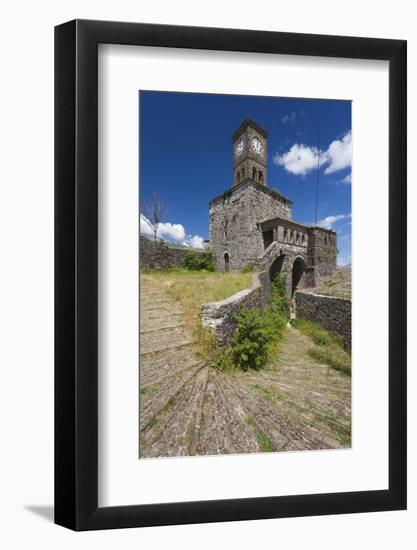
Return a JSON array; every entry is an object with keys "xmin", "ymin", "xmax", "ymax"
[
  {"xmin": 224, "ymin": 252, "xmax": 230, "ymax": 272},
  {"xmin": 269, "ymin": 254, "xmax": 285, "ymax": 282},
  {"xmin": 292, "ymin": 257, "xmax": 306, "ymax": 295}
]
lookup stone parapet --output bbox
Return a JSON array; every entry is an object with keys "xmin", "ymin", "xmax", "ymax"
[
  {"xmin": 201, "ymin": 271, "xmax": 271, "ymax": 347},
  {"xmin": 295, "ymin": 291, "xmax": 351, "ymax": 350}
]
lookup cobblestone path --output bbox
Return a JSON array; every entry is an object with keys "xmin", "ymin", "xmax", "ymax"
[{"xmin": 140, "ymin": 280, "xmax": 351, "ymax": 458}]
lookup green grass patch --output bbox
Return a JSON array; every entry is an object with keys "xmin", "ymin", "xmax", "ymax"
[
  {"xmin": 183, "ymin": 417, "xmax": 196, "ymax": 449},
  {"xmin": 291, "ymin": 318, "xmax": 351, "ymax": 376},
  {"xmin": 250, "ymin": 383, "xmax": 276, "ymax": 404},
  {"xmin": 246, "ymin": 417, "xmax": 276, "ymax": 452},
  {"xmin": 308, "ymin": 347, "xmax": 351, "ymax": 377},
  {"xmin": 325, "ymin": 415, "xmax": 351, "ymax": 446},
  {"xmin": 291, "ymin": 318, "xmax": 344, "ymax": 348}
]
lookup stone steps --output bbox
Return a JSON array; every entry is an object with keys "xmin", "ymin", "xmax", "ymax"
[
  {"xmin": 141, "ymin": 366, "xmax": 209, "ymax": 458},
  {"xmin": 139, "ymin": 279, "xmax": 350, "ymax": 458},
  {"xmin": 140, "ymin": 362, "xmax": 205, "ymax": 431}
]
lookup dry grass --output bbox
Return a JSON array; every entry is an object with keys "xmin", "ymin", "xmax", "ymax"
[{"xmin": 140, "ymin": 269, "xmax": 252, "ymax": 356}]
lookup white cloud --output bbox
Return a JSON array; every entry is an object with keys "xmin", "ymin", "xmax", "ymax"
[
  {"xmin": 273, "ymin": 130, "xmax": 352, "ymax": 177},
  {"xmin": 140, "ymin": 214, "xmax": 154, "ymax": 236},
  {"xmin": 324, "ymin": 131, "xmax": 352, "ymax": 174},
  {"xmin": 140, "ymin": 214, "xmax": 204, "ymax": 249},
  {"xmin": 281, "ymin": 112, "xmax": 297, "ymax": 124},
  {"xmin": 341, "ymin": 173, "xmax": 351, "ymax": 184},
  {"xmin": 273, "ymin": 144, "xmax": 323, "ymax": 176},
  {"xmin": 317, "ymin": 213, "xmax": 349, "ymax": 229},
  {"xmin": 186, "ymin": 235, "xmax": 205, "ymax": 249}
]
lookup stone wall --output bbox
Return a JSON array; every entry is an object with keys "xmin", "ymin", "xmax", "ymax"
[
  {"xmin": 139, "ymin": 236, "xmax": 203, "ymax": 270},
  {"xmin": 201, "ymin": 271, "xmax": 271, "ymax": 347},
  {"xmin": 295, "ymin": 291, "xmax": 351, "ymax": 350},
  {"xmin": 209, "ymin": 181, "xmax": 292, "ymax": 272}
]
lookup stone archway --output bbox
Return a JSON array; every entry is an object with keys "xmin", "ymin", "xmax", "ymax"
[
  {"xmin": 257, "ymin": 243, "xmax": 308, "ymax": 299},
  {"xmin": 269, "ymin": 254, "xmax": 285, "ymax": 282},
  {"xmin": 292, "ymin": 256, "xmax": 306, "ymax": 295},
  {"xmin": 224, "ymin": 252, "xmax": 230, "ymax": 272}
]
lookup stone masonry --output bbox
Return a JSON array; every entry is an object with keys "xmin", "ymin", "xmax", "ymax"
[
  {"xmin": 208, "ymin": 118, "xmax": 337, "ymax": 294},
  {"xmin": 209, "ymin": 181, "xmax": 292, "ymax": 272},
  {"xmin": 201, "ymin": 271, "xmax": 271, "ymax": 347},
  {"xmin": 295, "ymin": 291, "xmax": 351, "ymax": 350},
  {"xmin": 139, "ymin": 235, "xmax": 204, "ymax": 270},
  {"xmin": 202, "ymin": 118, "xmax": 342, "ymax": 347}
]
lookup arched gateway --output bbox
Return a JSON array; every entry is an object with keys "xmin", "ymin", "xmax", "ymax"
[
  {"xmin": 291, "ymin": 256, "xmax": 306, "ymax": 295},
  {"xmin": 267, "ymin": 247, "xmax": 308, "ymax": 298}
]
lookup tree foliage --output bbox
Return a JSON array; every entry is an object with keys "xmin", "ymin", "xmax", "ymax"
[{"xmin": 182, "ymin": 251, "xmax": 215, "ymax": 271}]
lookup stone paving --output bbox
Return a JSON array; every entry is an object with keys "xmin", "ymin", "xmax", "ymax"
[{"xmin": 139, "ymin": 280, "xmax": 351, "ymax": 458}]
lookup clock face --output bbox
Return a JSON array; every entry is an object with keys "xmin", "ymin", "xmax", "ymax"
[
  {"xmin": 235, "ymin": 137, "xmax": 245, "ymax": 155},
  {"xmin": 251, "ymin": 136, "xmax": 263, "ymax": 154}
]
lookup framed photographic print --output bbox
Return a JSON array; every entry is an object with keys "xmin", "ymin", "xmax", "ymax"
[{"xmin": 55, "ymin": 20, "xmax": 406, "ymax": 530}]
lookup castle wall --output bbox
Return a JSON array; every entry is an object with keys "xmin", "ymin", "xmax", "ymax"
[
  {"xmin": 139, "ymin": 236, "xmax": 204, "ymax": 270},
  {"xmin": 295, "ymin": 291, "xmax": 351, "ymax": 350},
  {"xmin": 209, "ymin": 181, "xmax": 292, "ymax": 271}
]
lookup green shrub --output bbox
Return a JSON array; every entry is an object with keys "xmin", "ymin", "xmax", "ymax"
[
  {"xmin": 231, "ymin": 307, "xmax": 274, "ymax": 371},
  {"xmin": 240, "ymin": 264, "xmax": 254, "ymax": 274},
  {"xmin": 182, "ymin": 251, "xmax": 215, "ymax": 271},
  {"xmin": 270, "ymin": 274, "xmax": 289, "ymax": 317},
  {"xmin": 230, "ymin": 274, "xmax": 289, "ymax": 371},
  {"xmin": 210, "ymin": 348, "xmax": 235, "ymax": 371}
]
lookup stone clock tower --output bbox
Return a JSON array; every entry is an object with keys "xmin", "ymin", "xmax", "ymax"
[
  {"xmin": 208, "ymin": 117, "xmax": 336, "ymax": 286},
  {"xmin": 232, "ymin": 118, "xmax": 268, "ymax": 187},
  {"xmin": 209, "ymin": 118, "xmax": 293, "ymax": 272}
]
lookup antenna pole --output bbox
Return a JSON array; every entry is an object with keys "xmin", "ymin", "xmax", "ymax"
[{"xmin": 314, "ymin": 128, "xmax": 320, "ymax": 227}]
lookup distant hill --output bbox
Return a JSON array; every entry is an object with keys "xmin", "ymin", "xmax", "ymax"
[{"xmin": 301, "ymin": 267, "xmax": 351, "ymax": 300}]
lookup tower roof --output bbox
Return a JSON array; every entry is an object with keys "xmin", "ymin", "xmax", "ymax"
[{"xmin": 231, "ymin": 118, "xmax": 269, "ymax": 140}]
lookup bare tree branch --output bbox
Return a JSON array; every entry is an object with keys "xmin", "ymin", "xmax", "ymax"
[{"xmin": 142, "ymin": 192, "xmax": 168, "ymax": 242}]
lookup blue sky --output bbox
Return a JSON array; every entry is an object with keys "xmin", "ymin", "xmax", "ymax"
[{"xmin": 140, "ymin": 91, "xmax": 351, "ymax": 265}]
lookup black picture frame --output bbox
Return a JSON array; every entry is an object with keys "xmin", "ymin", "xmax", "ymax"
[{"xmin": 55, "ymin": 19, "xmax": 407, "ymax": 531}]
